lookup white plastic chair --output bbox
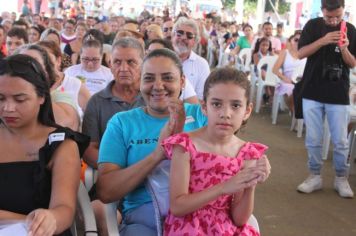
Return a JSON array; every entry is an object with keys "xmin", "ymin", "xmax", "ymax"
[
  {"xmin": 255, "ymin": 55, "xmax": 279, "ymax": 113},
  {"xmin": 235, "ymin": 48, "xmax": 254, "ymax": 102},
  {"xmin": 348, "ymin": 128, "xmax": 356, "ymax": 176},
  {"xmin": 84, "ymin": 166, "xmax": 98, "ymax": 191},
  {"xmin": 350, "ymin": 67, "xmax": 356, "ymax": 84},
  {"xmin": 247, "ymin": 214, "xmax": 260, "ymax": 233},
  {"xmin": 271, "ymin": 81, "xmax": 286, "ymax": 125},
  {"xmin": 236, "ymin": 48, "xmax": 252, "ymax": 73},
  {"xmin": 104, "ymin": 202, "xmax": 260, "ymax": 236},
  {"xmin": 71, "ymin": 181, "xmax": 98, "ymax": 236},
  {"xmin": 206, "ymin": 39, "xmax": 215, "ymax": 67},
  {"xmin": 105, "ymin": 202, "xmax": 120, "ymax": 236},
  {"xmin": 217, "ymin": 46, "xmax": 229, "ymax": 67},
  {"xmin": 348, "ymin": 82, "xmax": 356, "ymax": 175},
  {"xmin": 290, "ymin": 63, "xmax": 306, "ymax": 137}
]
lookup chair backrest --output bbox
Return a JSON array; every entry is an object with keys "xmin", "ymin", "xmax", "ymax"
[
  {"xmin": 350, "ymin": 67, "xmax": 356, "ymax": 84},
  {"xmin": 238, "ymin": 48, "xmax": 252, "ymax": 72},
  {"xmin": 207, "ymin": 38, "xmax": 215, "ymax": 67},
  {"xmin": 105, "ymin": 202, "xmax": 120, "ymax": 236},
  {"xmin": 291, "ymin": 62, "xmax": 306, "ymax": 83},
  {"xmin": 218, "ymin": 46, "xmax": 229, "ymax": 67},
  {"xmin": 247, "ymin": 215, "xmax": 260, "ymax": 233},
  {"xmin": 350, "ymin": 84, "xmax": 356, "ymax": 120},
  {"xmin": 257, "ymin": 55, "xmax": 279, "ymax": 86},
  {"xmin": 84, "ymin": 166, "xmax": 98, "ymax": 191}
]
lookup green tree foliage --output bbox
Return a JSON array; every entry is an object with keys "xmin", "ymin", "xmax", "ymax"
[
  {"xmin": 244, "ymin": 0, "xmax": 258, "ymax": 16},
  {"xmin": 222, "ymin": 0, "xmax": 236, "ymax": 9},
  {"xmin": 222, "ymin": 0, "xmax": 290, "ymax": 15},
  {"xmin": 222, "ymin": 0, "xmax": 257, "ymax": 16},
  {"xmin": 265, "ymin": 0, "xmax": 291, "ymax": 14}
]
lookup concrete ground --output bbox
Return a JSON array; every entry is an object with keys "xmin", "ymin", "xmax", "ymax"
[{"xmin": 240, "ymin": 107, "xmax": 356, "ymax": 236}]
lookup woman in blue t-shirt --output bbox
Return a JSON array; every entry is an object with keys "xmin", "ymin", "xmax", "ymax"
[{"xmin": 97, "ymin": 49, "xmax": 207, "ymax": 236}]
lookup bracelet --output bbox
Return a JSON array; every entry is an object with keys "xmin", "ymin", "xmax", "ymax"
[{"xmin": 340, "ymin": 47, "xmax": 347, "ymax": 53}]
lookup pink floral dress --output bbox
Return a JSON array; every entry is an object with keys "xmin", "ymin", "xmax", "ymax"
[{"xmin": 162, "ymin": 133, "xmax": 268, "ymax": 236}]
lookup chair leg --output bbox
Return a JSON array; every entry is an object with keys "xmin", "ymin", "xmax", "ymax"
[
  {"xmin": 322, "ymin": 119, "xmax": 331, "ymax": 160},
  {"xmin": 271, "ymin": 94, "xmax": 280, "ymax": 125},
  {"xmin": 290, "ymin": 114, "xmax": 296, "ymax": 131},
  {"xmin": 297, "ymin": 119, "xmax": 304, "ymax": 138},
  {"xmin": 250, "ymin": 76, "xmax": 256, "ymax": 104},
  {"xmin": 255, "ymin": 84, "xmax": 264, "ymax": 113}
]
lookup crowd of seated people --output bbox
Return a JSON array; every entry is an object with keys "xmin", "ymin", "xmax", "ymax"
[{"xmin": 0, "ymin": 2, "xmax": 355, "ymax": 235}]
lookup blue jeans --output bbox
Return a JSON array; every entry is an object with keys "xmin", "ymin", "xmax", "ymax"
[
  {"xmin": 119, "ymin": 202, "xmax": 157, "ymax": 236},
  {"xmin": 303, "ymin": 99, "xmax": 349, "ymax": 176}
]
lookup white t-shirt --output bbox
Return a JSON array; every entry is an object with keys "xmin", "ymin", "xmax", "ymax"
[
  {"xmin": 180, "ymin": 79, "xmax": 197, "ymax": 101},
  {"xmin": 57, "ymin": 75, "xmax": 83, "ymax": 119},
  {"xmin": 182, "ymin": 51, "xmax": 210, "ymax": 100},
  {"xmin": 64, "ymin": 64, "xmax": 114, "ymax": 96}
]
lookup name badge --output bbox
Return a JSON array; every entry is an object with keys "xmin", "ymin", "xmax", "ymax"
[
  {"xmin": 49, "ymin": 132, "xmax": 65, "ymax": 145},
  {"xmin": 185, "ymin": 116, "xmax": 195, "ymax": 124}
]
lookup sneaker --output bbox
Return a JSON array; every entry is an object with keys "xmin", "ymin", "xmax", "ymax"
[
  {"xmin": 334, "ymin": 176, "xmax": 354, "ymax": 198},
  {"xmin": 297, "ymin": 175, "xmax": 322, "ymax": 193}
]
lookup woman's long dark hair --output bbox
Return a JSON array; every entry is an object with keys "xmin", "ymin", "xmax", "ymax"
[{"xmin": 0, "ymin": 54, "xmax": 56, "ymax": 127}]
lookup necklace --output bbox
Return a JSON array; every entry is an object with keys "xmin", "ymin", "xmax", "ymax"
[{"xmin": 26, "ymin": 151, "xmax": 39, "ymax": 159}]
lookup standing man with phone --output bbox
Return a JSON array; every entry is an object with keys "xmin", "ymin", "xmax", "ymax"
[{"xmin": 297, "ymin": 0, "xmax": 356, "ymax": 198}]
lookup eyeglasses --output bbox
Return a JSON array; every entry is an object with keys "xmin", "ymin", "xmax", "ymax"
[
  {"xmin": 175, "ymin": 30, "xmax": 195, "ymax": 40},
  {"xmin": 81, "ymin": 57, "xmax": 101, "ymax": 64},
  {"xmin": 163, "ymin": 27, "xmax": 173, "ymax": 33}
]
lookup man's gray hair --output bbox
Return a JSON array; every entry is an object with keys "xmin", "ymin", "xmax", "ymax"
[
  {"xmin": 173, "ymin": 17, "xmax": 200, "ymax": 44},
  {"xmin": 112, "ymin": 37, "xmax": 145, "ymax": 59}
]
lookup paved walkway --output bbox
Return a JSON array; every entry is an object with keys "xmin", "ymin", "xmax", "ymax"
[{"xmin": 240, "ymin": 107, "xmax": 356, "ymax": 236}]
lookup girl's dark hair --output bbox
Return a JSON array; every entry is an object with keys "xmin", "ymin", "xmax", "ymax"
[
  {"xmin": 17, "ymin": 44, "xmax": 56, "ymax": 87},
  {"xmin": 143, "ymin": 48, "xmax": 183, "ymax": 76},
  {"xmin": 65, "ymin": 19, "xmax": 76, "ymax": 26},
  {"xmin": 288, "ymin": 30, "xmax": 302, "ymax": 42},
  {"xmin": 146, "ymin": 38, "xmax": 174, "ymax": 51},
  {"xmin": 30, "ymin": 24, "xmax": 45, "ymax": 36},
  {"xmin": 203, "ymin": 66, "xmax": 251, "ymax": 104},
  {"xmin": 253, "ymin": 37, "xmax": 272, "ymax": 54},
  {"xmin": 83, "ymin": 29, "xmax": 105, "ymax": 44},
  {"xmin": 203, "ymin": 67, "xmax": 251, "ymax": 130},
  {"xmin": 40, "ymin": 28, "xmax": 60, "ymax": 43},
  {"xmin": 37, "ymin": 40, "xmax": 62, "ymax": 59},
  {"xmin": 0, "ymin": 54, "xmax": 56, "ymax": 127},
  {"xmin": 81, "ymin": 38, "xmax": 103, "ymax": 54},
  {"xmin": 242, "ymin": 24, "xmax": 253, "ymax": 31}
]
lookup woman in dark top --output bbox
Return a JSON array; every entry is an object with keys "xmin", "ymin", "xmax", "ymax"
[{"xmin": 0, "ymin": 54, "xmax": 89, "ymax": 235}]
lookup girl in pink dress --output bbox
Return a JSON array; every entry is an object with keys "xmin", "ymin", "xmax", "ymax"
[{"xmin": 162, "ymin": 67, "xmax": 271, "ymax": 236}]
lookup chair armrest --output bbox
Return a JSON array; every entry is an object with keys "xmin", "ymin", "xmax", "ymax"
[
  {"xmin": 105, "ymin": 203, "xmax": 120, "ymax": 236},
  {"xmin": 84, "ymin": 166, "xmax": 97, "ymax": 191},
  {"xmin": 247, "ymin": 214, "xmax": 260, "ymax": 233},
  {"xmin": 77, "ymin": 182, "xmax": 98, "ymax": 235}
]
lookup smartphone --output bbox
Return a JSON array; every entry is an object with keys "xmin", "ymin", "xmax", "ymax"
[{"xmin": 338, "ymin": 20, "xmax": 347, "ymax": 47}]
